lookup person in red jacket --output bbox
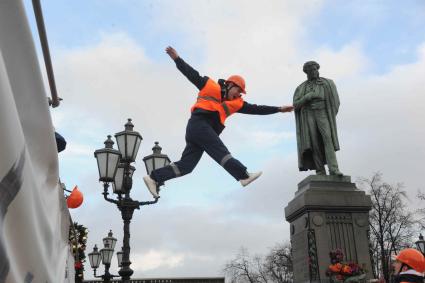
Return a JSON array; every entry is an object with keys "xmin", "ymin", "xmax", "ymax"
[
  {"xmin": 143, "ymin": 46, "xmax": 293, "ymax": 198},
  {"xmin": 392, "ymin": 248, "xmax": 425, "ymax": 283}
]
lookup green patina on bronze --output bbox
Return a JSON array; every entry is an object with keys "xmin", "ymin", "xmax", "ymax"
[{"xmin": 293, "ymin": 61, "xmax": 343, "ymax": 176}]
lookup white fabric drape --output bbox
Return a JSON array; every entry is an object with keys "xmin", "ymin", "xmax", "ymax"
[{"xmin": 0, "ymin": 1, "xmax": 73, "ymax": 282}]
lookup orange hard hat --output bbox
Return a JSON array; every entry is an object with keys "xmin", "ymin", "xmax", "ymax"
[
  {"xmin": 67, "ymin": 186, "xmax": 84, "ymax": 209},
  {"xmin": 394, "ymin": 248, "xmax": 425, "ymax": 273},
  {"xmin": 226, "ymin": 75, "xmax": 246, "ymax": 94}
]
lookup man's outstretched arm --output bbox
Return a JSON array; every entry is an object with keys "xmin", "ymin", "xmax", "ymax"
[
  {"xmin": 238, "ymin": 102, "xmax": 293, "ymax": 115},
  {"xmin": 166, "ymin": 46, "xmax": 208, "ymax": 90}
]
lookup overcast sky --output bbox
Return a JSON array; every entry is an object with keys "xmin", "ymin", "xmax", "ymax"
[{"xmin": 23, "ymin": 0, "xmax": 425, "ymax": 279}]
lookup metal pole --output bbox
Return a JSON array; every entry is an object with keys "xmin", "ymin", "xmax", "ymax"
[
  {"xmin": 118, "ymin": 163, "xmax": 137, "ymax": 283},
  {"xmin": 118, "ymin": 202, "xmax": 138, "ymax": 283},
  {"xmin": 103, "ymin": 263, "xmax": 112, "ymax": 283},
  {"xmin": 31, "ymin": 0, "xmax": 60, "ymax": 107}
]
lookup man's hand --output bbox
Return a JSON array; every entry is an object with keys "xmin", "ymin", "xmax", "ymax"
[
  {"xmin": 166, "ymin": 46, "xmax": 179, "ymax": 60},
  {"xmin": 279, "ymin": 105, "xmax": 294, "ymax": 113}
]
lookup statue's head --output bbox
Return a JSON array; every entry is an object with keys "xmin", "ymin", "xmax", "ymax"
[{"xmin": 303, "ymin": 61, "xmax": 320, "ymax": 80}]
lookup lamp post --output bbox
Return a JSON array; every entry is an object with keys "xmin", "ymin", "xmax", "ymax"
[
  {"xmin": 415, "ymin": 234, "xmax": 425, "ymax": 256},
  {"xmin": 94, "ymin": 119, "xmax": 170, "ymax": 283},
  {"xmin": 88, "ymin": 231, "xmax": 119, "ymax": 283}
]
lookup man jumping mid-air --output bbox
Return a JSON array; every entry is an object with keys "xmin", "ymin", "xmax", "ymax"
[{"xmin": 143, "ymin": 46, "xmax": 293, "ymax": 198}]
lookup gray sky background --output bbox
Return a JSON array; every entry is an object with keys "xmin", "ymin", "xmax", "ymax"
[{"xmin": 22, "ymin": 0, "xmax": 425, "ymax": 279}]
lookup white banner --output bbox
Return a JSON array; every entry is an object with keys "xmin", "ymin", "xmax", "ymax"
[{"xmin": 0, "ymin": 1, "xmax": 73, "ymax": 282}]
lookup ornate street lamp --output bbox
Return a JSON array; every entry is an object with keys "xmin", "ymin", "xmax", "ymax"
[
  {"xmin": 88, "ymin": 231, "xmax": 120, "ymax": 283},
  {"xmin": 94, "ymin": 135, "xmax": 121, "ymax": 183},
  {"xmin": 94, "ymin": 119, "xmax": 170, "ymax": 283},
  {"xmin": 416, "ymin": 234, "xmax": 425, "ymax": 255},
  {"xmin": 143, "ymin": 141, "xmax": 171, "ymax": 176},
  {"xmin": 112, "ymin": 163, "xmax": 135, "ymax": 195},
  {"xmin": 103, "ymin": 230, "xmax": 117, "ymax": 250},
  {"xmin": 114, "ymin": 119, "xmax": 142, "ymax": 163},
  {"xmin": 88, "ymin": 245, "xmax": 101, "ymax": 270},
  {"xmin": 116, "ymin": 247, "xmax": 124, "ymax": 268},
  {"xmin": 100, "ymin": 246, "xmax": 114, "ymax": 265}
]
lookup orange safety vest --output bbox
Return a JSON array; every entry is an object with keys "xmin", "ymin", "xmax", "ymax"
[{"xmin": 191, "ymin": 78, "xmax": 244, "ymax": 125}]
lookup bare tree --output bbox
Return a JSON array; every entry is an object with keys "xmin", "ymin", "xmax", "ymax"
[
  {"xmin": 263, "ymin": 243, "xmax": 293, "ymax": 283},
  {"xmin": 415, "ymin": 191, "xmax": 425, "ymax": 230},
  {"xmin": 223, "ymin": 243, "xmax": 293, "ymax": 283},
  {"xmin": 359, "ymin": 172, "xmax": 416, "ymax": 282},
  {"xmin": 224, "ymin": 247, "xmax": 263, "ymax": 283}
]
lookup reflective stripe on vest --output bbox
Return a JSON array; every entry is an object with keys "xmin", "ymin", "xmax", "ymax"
[
  {"xmin": 196, "ymin": 96, "xmax": 231, "ymax": 117},
  {"xmin": 196, "ymin": 95, "xmax": 221, "ymax": 103},
  {"xmin": 221, "ymin": 102, "xmax": 231, "ymax": 117}
]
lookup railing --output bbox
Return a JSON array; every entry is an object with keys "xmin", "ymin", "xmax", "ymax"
[
  {"xmin": 83, "ymin": 277, "xmax": 225, "ymax": 283},
  {"xmin": 32, "ymin": 0, "xmax": 61, "ymax": 108}
]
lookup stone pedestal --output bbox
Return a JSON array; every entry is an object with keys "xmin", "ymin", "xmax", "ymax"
[{"xmin": 284, "ymin": 175, "xmax": 373, "ymax": 283}]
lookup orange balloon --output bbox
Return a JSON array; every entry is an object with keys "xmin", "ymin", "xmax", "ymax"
[{"xmin": 67, "ymin": 186, "xmax": 83, "ymax": 209}]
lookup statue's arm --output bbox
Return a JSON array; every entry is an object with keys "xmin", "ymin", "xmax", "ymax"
[
  {"xmin": 293, "ymin": 88, "xmax": 313, "ymax": 109},
  {"xmin": 328, "ymin": 79, "xmax": 338, "ymax": 95},
  {"xmin": 327, "ymin": 79, "xmax": 340, "ymax": 114}
]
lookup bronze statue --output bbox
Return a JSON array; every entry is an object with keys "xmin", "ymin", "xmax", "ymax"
[{"xmin": 293, "ymin": 61, "xmax": 343, "ymax": 176}]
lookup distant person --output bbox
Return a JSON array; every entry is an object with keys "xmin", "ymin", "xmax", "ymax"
[
  {"xmin": 392, "ymin": 248, "xmax": 425, "ymax": 283},
  {"xmin": 143, "ymin": 46, "xmax": 293, "ymax": 198}
]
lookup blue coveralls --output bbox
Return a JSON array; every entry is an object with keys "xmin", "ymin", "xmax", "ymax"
[{"xmin": 150, "ymin": 57, "xmax": 280, "ymax": 184}]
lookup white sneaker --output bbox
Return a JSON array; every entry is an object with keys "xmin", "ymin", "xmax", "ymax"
[
  {"xmin": 143, "ymin": 176, "xmax": 159, "ymax": 198},
  {"xmin": 240, "ymin": 171, "xmax": 262, "ymax": 187}
]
